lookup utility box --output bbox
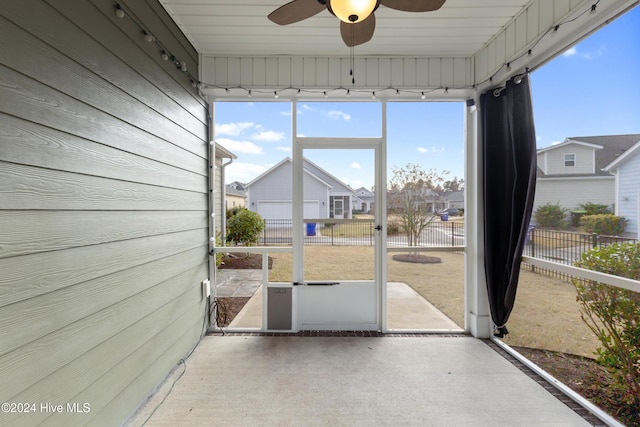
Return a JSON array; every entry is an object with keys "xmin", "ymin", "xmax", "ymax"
[{"xmin": 267, "ymin": 287, "xmax": 292, "ymax": 330}]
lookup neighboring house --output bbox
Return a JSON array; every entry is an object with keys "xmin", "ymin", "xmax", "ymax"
[
  {"xmin": 534, "ymin": 135, "xmax": 640, "ymax": 216},
  {"xmin": 442, "ymin": 190, "xmax": 464, "ymax": 210},
  {"xmin": 603, "ymin": 138, "xmax": 640, "ymax": 238},
  {"xmin": 246, "ymin": 157, "xmax": 356, "ymax": 220},
  {"xmin": 225, "ymin": 181, "xmax": 247, "ymax": 210},
  {"xmin": 387, "ymin": 187, "xmax": 444, "ymax": 213},
  {"xmin": 352, "ymin": 187, "xmax": 375, "ymax": 213}
]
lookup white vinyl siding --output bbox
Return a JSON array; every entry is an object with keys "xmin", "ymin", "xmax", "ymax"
[
  {"xmin": 248, "ymin": 161, "xmax": 330, "ymax": 219},
  {"xmin": 533, "ymin": 177, "xmax": 615, "ymax": 215},
  {"xmin": 545, "ymin": 145, "xmax": 595, "ymax": 175},
  {"xmin": 617, "ymin": 154, "xmax": 640, "ymax": 237}
]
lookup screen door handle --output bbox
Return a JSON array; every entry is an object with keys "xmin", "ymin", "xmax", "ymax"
[{"xmin": 375, "ymin": 225, "xmax": 382, "ymax": 231}]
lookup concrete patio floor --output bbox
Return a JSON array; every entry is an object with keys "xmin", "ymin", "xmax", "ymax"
[{"xmin": 128, "ymin": 335, "xmax": 593, "ymax": 426}]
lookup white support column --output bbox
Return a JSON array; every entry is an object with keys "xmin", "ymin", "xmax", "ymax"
[
  {"xmin": 379, "ymin": 101, "xmax": 388, "ymax": 333},
  {"xmin": 464, "ymin": 97, "xmax": 491, "ymax": 338},
  {"xmin": 292, "ymin": 101, "xmax": 303, "ymax": 332}
]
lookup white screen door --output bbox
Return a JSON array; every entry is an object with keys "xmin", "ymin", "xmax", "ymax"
[{"xmin": 293, "ymin": 141, "xmax": 384, "ymax": 331}]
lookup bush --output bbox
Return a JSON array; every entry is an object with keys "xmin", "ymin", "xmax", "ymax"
[
  {"xmin": 574, "ymin": 243, "xmax": 640, "ymax": 418},
  {"xmin": 580, "ymin": 214, "xmax": 628, "ymax": 236},
  {"xmin": 387, "ymin": 220, "xmax": 402, "ymax": 235},
  {"xmin": 580, "ymin": 202, "xmax": 611, "ymax": 215},
  {"xmin": 226, "ymin": 208, "xmax": 264, "ymax": 246},
  {"xmin": 534, "ymin": 202, "xmax": 568, "ymax": 228}
]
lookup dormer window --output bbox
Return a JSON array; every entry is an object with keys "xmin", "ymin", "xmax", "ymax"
[{"xmin": 564, "ymin": 153, "xmax": 575, "ymax": 167}]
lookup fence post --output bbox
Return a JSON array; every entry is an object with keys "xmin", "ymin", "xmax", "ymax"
[
  {"xmin": 530, "ymin": 227, "xmax": 536, "ymax": 273},
  {"xmin": 591, "ymin": 233, "xmax": 598, "ymax": 248},
  {"xmin": 451, "ymin": 221, "xmax": 455, "ymax": 247},
  {"xmin": 263, "ymin": 219, "xmax": 267, "ymax": 245}
]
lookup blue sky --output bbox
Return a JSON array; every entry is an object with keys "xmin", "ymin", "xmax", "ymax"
[{"xmin": 215, "ymin": 5, "xmax": 639, "ymax": 190}]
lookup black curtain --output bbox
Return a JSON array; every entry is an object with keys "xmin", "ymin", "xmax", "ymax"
[{"xmin": 480, "ymin": 74, "xmax": 537, "ymax": 337}]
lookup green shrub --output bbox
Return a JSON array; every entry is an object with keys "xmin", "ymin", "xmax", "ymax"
[
  {"xmin": 226, "ymin": 208, "xmax": 264, "ymax": 246},
  {"xmin": 580, "ymin": 214, "xmax": 628, "ymax": 235},
  {"xmin": 214, "ymin": 234, "xmax": 223, "ymax": 267},
  {"xmin": 534, "ymin": 202, "xmax": 568, "ymax": 228},
  {"xmin": 574, "ymin": 243, "xmax": 640, "ymax": 418},
  {"xmin": 387, "ymin": 221, "xmax": 402, "ymax": 235},
  {"xmin": 580, "ymin": 202, "xmax": 611, "ymax": 215}
]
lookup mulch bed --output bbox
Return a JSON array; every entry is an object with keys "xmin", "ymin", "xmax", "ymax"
[
  {"xmin": 218, "ymin": 253, "xmax": 273, "ymax": 269},
  {"xmin": 513, "ymin": 346, "xmax": 637, "ymax": 426},
  {"xmin": 392, "ymin": 254, "xmax": 441, "ymax": 264}
]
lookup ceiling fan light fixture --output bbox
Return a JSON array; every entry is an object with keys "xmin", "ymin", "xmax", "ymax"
[{"xmin": 328, "ymin": 0, "xmax": 378, "ymax": 24}]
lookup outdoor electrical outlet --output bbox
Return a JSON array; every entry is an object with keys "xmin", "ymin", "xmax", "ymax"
[{"xmin": 202, "ymin": 279, "xmax": 211, "ymax": 299}]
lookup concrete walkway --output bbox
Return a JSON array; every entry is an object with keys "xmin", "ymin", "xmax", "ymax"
[
  {"xmin": 228, "ymin": 282, "xmax": 460, "ymax": 331},
  {"xmin": 129, "ymin": 335, "xmax": 591, "ymax": 426},
  {"xmin": 216, "ymin": 269, "xmax": 461, "ymax": 331}
]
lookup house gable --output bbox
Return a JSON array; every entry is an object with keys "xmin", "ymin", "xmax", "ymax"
[
  {"xmin": 537, "ymin": 141, "xmax": 600, "ymax": 176},
  {"xmin": 537, "ymin": 134, "xmax": 640, "ymax": 178}
]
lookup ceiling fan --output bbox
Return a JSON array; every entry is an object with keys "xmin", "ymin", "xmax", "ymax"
[{"xmin": 268, "ymin": 0, "xmax": 446, "ymax": 47}]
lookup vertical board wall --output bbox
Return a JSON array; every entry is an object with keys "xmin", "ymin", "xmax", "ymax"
[{"xmin": 0, "ymin": 0, "xmax": 209, "ymax": 425}]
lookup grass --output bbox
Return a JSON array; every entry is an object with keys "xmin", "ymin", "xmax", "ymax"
[{"xmin": 267, "ymin": 245, "xmax": 600, "ymax": 358}]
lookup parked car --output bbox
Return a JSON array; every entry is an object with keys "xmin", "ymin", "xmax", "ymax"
[{"xmin": 439, "ymin": 208, "xmax": 459, "ymax": 216}]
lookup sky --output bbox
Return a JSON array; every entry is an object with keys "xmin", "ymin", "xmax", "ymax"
[{"xmin": 214, "ymin": 5, "xmax": 640, "ymax": 190}]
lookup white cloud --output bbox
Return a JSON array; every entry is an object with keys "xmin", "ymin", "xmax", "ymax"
[
  {"xmin": 417, "ymin": 146, "xmax": 446, "ymax": 154},
  {"xmin": 225, "ymin": 162, "xmax": 268, "ymax": 183},
  {"xmin": 551, "ymin": 140, "xmax": 563, "ymax": 145},
  {"xmin": 276, "ymin": 146, "xmax": 292, "ymax": 152},
  {"xmin": 302, "ymin": 104, "xmax": 314, "ymax": 111},
  {"xmin": 252, "ymin": 130, "xmax": 285, "ymax": 142},
  {"xmin": 562, "ymin": 45, "xmax": 605, "ymax": 60},
  {"xmin": 350, "ymin": 162, "xmax": 361, "ymax": 169},
  {"xmin": 217, "ymin": 138, "xmax": 264, "ymax": 155},
  {"xmin": 328, "ymin": 110, "xmax": 351, "ymax": 121},
  {"xmin": 215, "ymin": 121, "xmax": 254, "ymax": 136}
]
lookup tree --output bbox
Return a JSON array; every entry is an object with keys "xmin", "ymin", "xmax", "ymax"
[
  {"xmin": 387, "ymin": 163, "xmax": 447, "ymax": 247},
  {"xmin": 226, "ymin": 208, "xmax": 265, "ymax": 246},
  {"xmin": 443, "ymin": 177, "xmax": 464, "ymax": 192}
]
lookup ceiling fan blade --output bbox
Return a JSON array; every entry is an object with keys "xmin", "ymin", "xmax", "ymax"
[
  {"xmin": 268, "ymin": 0, "xmax": 327, "ymax": 25},
  {"xmin": 340, "ymin": 13, "xmax": 375, "ymax": 47},
  {"xmin": 380, "ymin": 0, "xmax": 446, "ymax": 12}
]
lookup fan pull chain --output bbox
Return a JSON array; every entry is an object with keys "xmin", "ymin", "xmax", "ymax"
[{"xmin": 350, "ymin": 24, "xmax": 355, "ymax": 84}]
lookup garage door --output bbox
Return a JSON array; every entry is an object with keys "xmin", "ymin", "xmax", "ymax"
[{"xmin": 257, "ymin": 201, "xmax": 319, "ymax": 220}]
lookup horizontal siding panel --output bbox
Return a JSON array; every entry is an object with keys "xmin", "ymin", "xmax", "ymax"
[
  {"xmin": 0, "ymin": 265, "xmax": 205, "ymax": 407},
  {"xmin": 6, "ymin": 291, "xmax": 202, "ymax": 427},
  {"xmin": 118, "ymin": 0, "xmax": 199, "ymax": 72},
  {"xmin": 0, "ymin": 162, "xmax": 206, "ymax": 211},
  {"xmin": 0, "ymin": 247, "xmax": 206, "ymax": 363},
  {"xmin": 0, "ymin": 1, "xmax": 207, "ymax": 136},
  {"xmin": 0, "ymin": 69, "xmax": 206, "ymax": 175},
  {"xmin": 0, "ymin": 115, "xmax": 206, "ymax": 192},
  {"xmin": 0, "ymin": 228, "xmax": 207, "ymax": 308},
  {"xmin": 0, "ymin": 16, "xmax": 206, "ymax": 158},
  {"xmin": 0, "ymin": 210, "xmax": 207, "ymax": 259},
  {"xmin": 533, "ymin": 178, "xmax": 615, "ymax": 212},
  {"xmin": 46, "ymin": 0, "xmax": 208, "ymax": 122},
  {"xmin": 78, "ymin": 311, "xmax": 203, "ymax": 427}
]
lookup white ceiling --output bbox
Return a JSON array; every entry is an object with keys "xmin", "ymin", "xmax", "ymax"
[{"xmin": 159, "ymin": 0, "xmax": 532, "ymax": 57}]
